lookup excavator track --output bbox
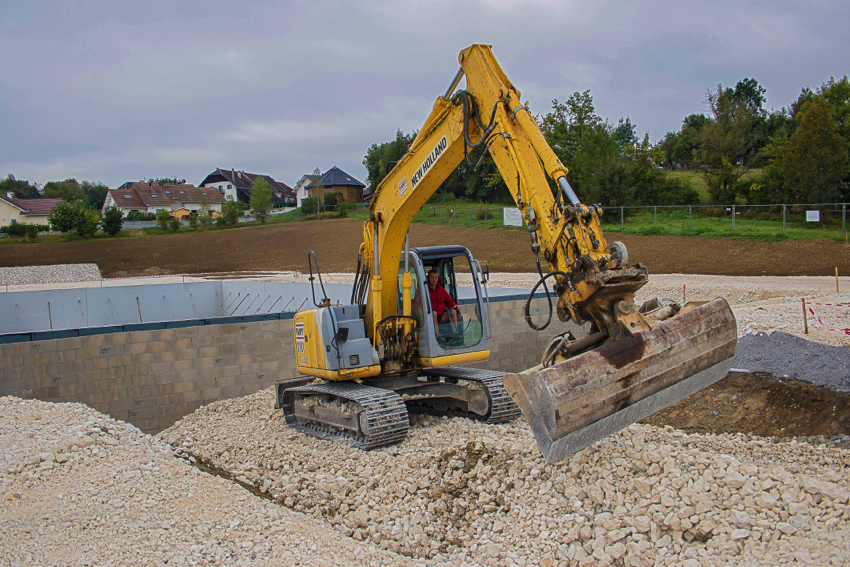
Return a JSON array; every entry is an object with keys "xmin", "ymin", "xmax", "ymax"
[
  {"xmin": 419, "ymin": 367, "xmax": 521, "ymax": 423},
  {"xmin": 282, "ymin": 382, "xmax": 409, "ymax": 450}
]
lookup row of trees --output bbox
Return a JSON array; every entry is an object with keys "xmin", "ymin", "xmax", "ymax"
[
  {"xmin": 363, "ymin": 75, "xmax": 850, "ymax": 206},
  {"xmin": 0, "ymin": 175, "xmax": 110, "ymax": 209}
]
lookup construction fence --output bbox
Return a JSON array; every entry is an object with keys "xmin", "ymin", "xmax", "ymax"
[{"xmin": 302, "ymin": 202, "xmax": 849, "ymax": 238}]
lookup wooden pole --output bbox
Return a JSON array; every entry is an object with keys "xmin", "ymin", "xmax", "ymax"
[
  {"xmin": 837, "ymin": 267, "xmax": 840, "ymax": 293},
  {"xmin": 802, "ymin": 298, "xmax": 808, "ymax": 334},
  {"xmin": 683, "ymin": 284, "xmax": 686, "ymax": 303}
]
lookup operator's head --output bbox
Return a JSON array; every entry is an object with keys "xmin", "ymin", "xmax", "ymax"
[{"xmin": 427, "ymin": 269, "xmax": 439, "ymax": 289}]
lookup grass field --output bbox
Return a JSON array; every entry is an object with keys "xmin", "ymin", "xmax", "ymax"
[{"xmin": 1, "ymin": 187, "xmax": 846, "ymax": 247}]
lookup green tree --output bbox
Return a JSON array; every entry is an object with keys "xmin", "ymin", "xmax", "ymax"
[
  {"xmin": 694, "ymin": 85, "xmax": 762, "ymax": 203},
  {"xmin": 222, "ymin": 200, "xmax": 240, "ymax": 225},
  {"xmin": 250, "ymin": 177, "xmax": 273, "ymax": 223},
  {"xmin": 363, "ymin": 129, "xmax": 415, "ymax": 193},
  {"xmin": 81, "ymin": 181, "xmax": 109, "ymax": 210},
  {"xmin": 47, "ymin": 201, "xmax": 80, "ymax": 240},
  {"xmin": 43, "ymin": 178, "xmax": 86, "ymax": 201},
  {"xmin": 784, "ymin": 97, "xmax": 848, "ymax": 203},
  {"xmin": 188, "ymin": 212, "xmax": 199, "ymax": 230},
  {"xmin": 25, "ymin": 224, "xmax": 38, "ymax": 242},
  {"xmin": 156, "ymin": 210, "xmax": 171, "ymax": 230},
  {"xmin": 0, "ymin": 174, "xmax": 40, "ymax": 199},
  {"xmin": 75, "ymin": 206, "xmax": 100, "ymax": 239},
  {"xmin": 309, "ymin": 168, "xmax": 324, "ymax": 205},
  {"xmin": 100, "ymin": 206, "xmax": 124, "ymax": 236},
  {"xmin": 539, "ymin": 90, "xmax": 602, "ymax": 165},
  {"xmin": 168, "ymin": 216, "xmax": 181, "ymax": 232}
]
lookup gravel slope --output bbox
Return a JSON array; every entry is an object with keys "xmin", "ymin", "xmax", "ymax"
[{"xmin": 0, "ymin": 397, "xmax": 406, "ymax": 567}]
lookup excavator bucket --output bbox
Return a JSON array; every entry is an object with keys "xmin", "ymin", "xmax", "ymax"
[{"xmin": 503, "ymin": 298, "xmax": 737, "ymax": 464}]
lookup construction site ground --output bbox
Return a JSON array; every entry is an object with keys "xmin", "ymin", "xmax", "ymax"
[{"xmin": 2, "ymin": 222, "xmax": 850, "ymax": 565}]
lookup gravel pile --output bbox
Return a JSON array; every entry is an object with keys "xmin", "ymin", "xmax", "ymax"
[
  {"xmin": 0, "ymin": 397, "xmax": 406, "ymax": 567},
  {"xmin": 161, "ymin": 389, "xmax": 849, "ymax": 566},
  {"xmin": 0, "ymin": 263, "xmax": 101, "ymax": 285}
]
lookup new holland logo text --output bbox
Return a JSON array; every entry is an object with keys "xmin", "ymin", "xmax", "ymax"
[{"xmin": 411, "ymin": 136, "xmax": 448, "ymax": 189}]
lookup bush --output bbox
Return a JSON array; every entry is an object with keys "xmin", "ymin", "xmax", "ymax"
[
  {"xmin": 302, "ymin": 197, "xmax": 318, "ymax": 215},
  {"xmin": 168, "ymin": 216, "xmax": 181, "ymax": 232},
  {"xmin": 188, "ymin": 212, "xmax": 199, "ymax": 230},
  {"xmin": 475, "ymin": 206, "xmax": 486, "ymax": 220},
  {"xmin": 156, "ymin": 210, "xmax": 171, "ymax": 231},
  {"xmin": 337, "ymin": 201, "xmax": 349, "ymax": 218},
  {"xmin": 199, "ymin": 212, "xmax": 213, "ymax": 231},
  {"xmin": 25, "ymin": 225, "xmax": 38, "ymax": 241},
  {"xmin": 100, "ymin": 206, "xmax": 124, "ymax": 236},
  {"xmin": 222, "ymin": 201, "xmax": 240, "ymax": 225},
  {"xmin": 215, "ymin": 214, "xmax": 228, "ymax": 227},
  {"xmin": 2, "ymin": 223, "xmax": 26, "ymax": 237}
]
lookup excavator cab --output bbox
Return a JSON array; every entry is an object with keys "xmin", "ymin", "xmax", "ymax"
[{"xmin": 398, "ymin": 246, "xmax": 490, "ymax": 364}]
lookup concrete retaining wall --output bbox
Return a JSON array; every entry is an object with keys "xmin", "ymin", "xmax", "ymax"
[{"xmin": 0, "ymin": 296, "xmax": 577, "ymax": 433}]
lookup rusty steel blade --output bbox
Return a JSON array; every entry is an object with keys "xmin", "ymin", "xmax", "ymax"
[{"xmin": 503, "ymin": 297, "xmax": 737, "ymax": 464}]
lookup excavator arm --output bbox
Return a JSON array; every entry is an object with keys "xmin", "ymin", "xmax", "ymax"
[{"xmin": 349, "ymin": 45, "xmax": 737, "ymax": 463}]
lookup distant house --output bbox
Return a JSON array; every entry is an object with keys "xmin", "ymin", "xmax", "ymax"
[
  {"xmin": 198, "ymin": 168, "xmax": 295, "ymax": 206},
  {"xmin": 306, "ymin": 166, "xmax": 366, "ymax": 203},
  {"xmin": 292, "ymin": 174, "xmax": 312, "ymax": 208},
  {"xmin": 0, "ymin": 193, "xmax": 63, "ymax": 225},
  {"xmin": 104, "ymin": 182, "xmax": 225, "ymax": 219}
]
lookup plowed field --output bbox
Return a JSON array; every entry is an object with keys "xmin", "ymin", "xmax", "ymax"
[{"xmin": 1, "ymin": 219, "xmax": 849, "ymax": 277}]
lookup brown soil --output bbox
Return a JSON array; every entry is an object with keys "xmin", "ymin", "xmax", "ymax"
[
  {"xmin": 1, "ymin": 219, "xmax": 848, "ymax": 278},
  {"xmin": 2, "ymin": 220, "xmax": 849, "ymax": 440},
  {"xmin": 644, "ymin": 372, "xmax": 850, "ymax": 439}
]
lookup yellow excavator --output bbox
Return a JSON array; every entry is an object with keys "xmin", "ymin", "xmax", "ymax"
[{"xmin": 278, "ymin": 45, "xmax": 737, "ymax": 464}]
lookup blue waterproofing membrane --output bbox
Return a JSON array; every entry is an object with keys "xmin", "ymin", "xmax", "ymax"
[{"xmin": 0, "ymin": 280, "xmax": 545, "ymax": 343}]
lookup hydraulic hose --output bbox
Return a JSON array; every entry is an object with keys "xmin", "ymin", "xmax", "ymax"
[{"xmin": 523, "ymin": 267, "xmax": 571, "ymax": 331}]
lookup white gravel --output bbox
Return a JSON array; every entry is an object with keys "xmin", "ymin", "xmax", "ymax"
[
  {"xmin": 3, "ymin": 271, "xmax": 849, "ymax": 566},
  {"xmin": 0, "ymin": 263, "xmax": 102, "ymax": 285},
  {"xmin": 0, "ymin": 397, "xmax": 405, "ymax": 567}
]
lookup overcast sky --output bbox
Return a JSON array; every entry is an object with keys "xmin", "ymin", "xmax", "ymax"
[{"xmin": 1, "ymin": 0, "xmax": 848, "ymax": 190}]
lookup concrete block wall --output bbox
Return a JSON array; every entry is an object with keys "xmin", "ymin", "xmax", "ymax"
[
  {"xmin": 1, "ymin": 320, "xmax": 297, "ymax": 433},
  {"xmin": 1, "ymin": 296, "xmax": 578, "ymax": 433}
]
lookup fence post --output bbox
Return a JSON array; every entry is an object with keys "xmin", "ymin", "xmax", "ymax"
[
  {"xmin": 484, "ymin": 207, "xmax": 488, "ymax": 227},
  {"xmin": 688, "ymin": 205, "xmax": 692, "ymax": 231},
  {"xmin": 653, "ymin": 206, "xmax": 657, "ymax": 228},
  {"xmin": 620, "ymin": 207, "xmax": 624, "ymax": 229},
  {"xmin": 732, "ymin": 205, "xmax": 735, "ymax": 230},
  {"xmin": 782, "ymin": 205, "xmax": 786, "ymax": 232},
  {"xmin": 469, "ymin": 208, "xmax": 472, "ymax": 226},
  {"xmin": 843, "ymin": 203, "xmax": 846, "ymax": 236}
]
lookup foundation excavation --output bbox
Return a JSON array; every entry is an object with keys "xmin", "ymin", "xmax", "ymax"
[{"xmin": 276, "ymin": 44, "xmax": 737, "ymax": 464}]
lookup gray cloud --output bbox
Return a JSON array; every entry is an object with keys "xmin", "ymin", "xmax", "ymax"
[{"xmin": 1, "ymin": 0, "xmax": 848, "ymax": 189}]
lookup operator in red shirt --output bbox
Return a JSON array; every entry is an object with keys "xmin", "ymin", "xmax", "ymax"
[{"xmin": 427, "ymin": 269, "xmax": 460, "ymax": 335}]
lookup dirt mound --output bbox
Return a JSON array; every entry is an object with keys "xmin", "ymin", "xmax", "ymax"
[{"xmin": 1, "ymin": 219, "xmax": 848, "ymax": 278}]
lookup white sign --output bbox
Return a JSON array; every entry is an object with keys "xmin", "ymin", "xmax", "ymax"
[
  {"xmin": 503, "ymin": 208, "xmax": 523, "ymax": 227},
  {"xmin": 806, "ymin": 210, "xmax": 820, "ymax": 222}
]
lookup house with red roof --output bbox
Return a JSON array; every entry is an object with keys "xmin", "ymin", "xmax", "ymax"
[
  {"xmin": 104, "ymin": 181, "xmax": 226, "ymax": 219},
  {"xmin": 0, "ymin": 192, "xmax": 63, "ymax": 226}
]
